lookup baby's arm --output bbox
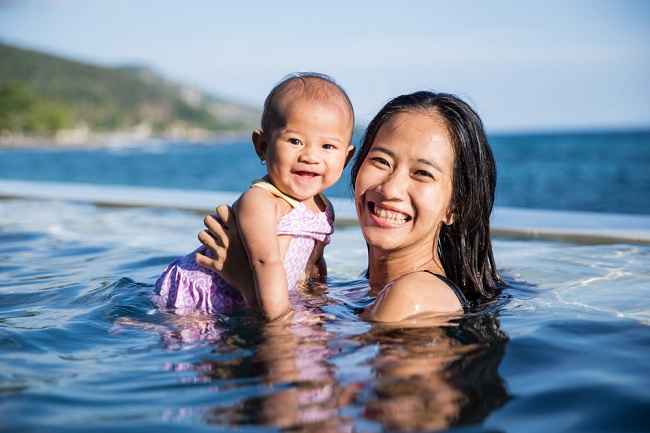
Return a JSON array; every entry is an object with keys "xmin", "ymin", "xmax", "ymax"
[{"xmin": 236, "ymin": 187, "xmax": 291, "ymax": 321}]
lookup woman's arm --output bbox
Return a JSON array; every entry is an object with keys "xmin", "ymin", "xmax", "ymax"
[
  {"xmin": 308, "ymin": 195, "xmax": 332, "ymax": 281},
  {"xmin": 365, "ymin": 272, "xmax": 462, "ymax": 322},
  {"xmin": 306, "ymin": 240, "xmax": 327, "ymax": 281}
]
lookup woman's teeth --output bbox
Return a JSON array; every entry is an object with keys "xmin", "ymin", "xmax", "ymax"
[{"xmin": 370, "ymin": 203, "xmax": 409, "ymax": 224}]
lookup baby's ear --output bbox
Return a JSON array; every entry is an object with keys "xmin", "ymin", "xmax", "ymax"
[
  {"xmin": 252, "ymin": 129, "xmax": 266, "ymax": 161},
  {"xmin": 344, "ymin": 144, "xmax": 355, "ymax": 167}
]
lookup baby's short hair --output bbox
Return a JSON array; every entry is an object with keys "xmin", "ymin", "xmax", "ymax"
[{"xmin": 261, "ymin": 72, "xmax": 355, "ymax": 134}]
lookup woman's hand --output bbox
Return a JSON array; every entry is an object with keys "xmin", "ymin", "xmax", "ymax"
[{"xmin": 195, "ymin": 204, "xmax": 256, "ymax": 306}]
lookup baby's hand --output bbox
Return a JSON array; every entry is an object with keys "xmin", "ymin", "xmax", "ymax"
[{"xmin": 196, "ymin": 204, "xmax": 256, "ymax": 306}]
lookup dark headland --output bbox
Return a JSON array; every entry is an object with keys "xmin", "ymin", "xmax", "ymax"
[{"xmin": 0, "ymin": 42, "xmax": 260, "ymax": 147}]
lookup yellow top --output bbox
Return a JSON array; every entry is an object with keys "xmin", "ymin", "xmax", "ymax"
[{"xmin": 250, "ymin": 179, "xmax": 301, "ymax": 208}]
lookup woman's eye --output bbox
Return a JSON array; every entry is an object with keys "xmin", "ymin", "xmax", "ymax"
[
  {"xmin": 370, "ymin": 157, "xmax": 391, "ymax": 168},
  {"xmin": 288, "ymin": 138, "xmax": 302, "ymax": 145},
  {"xmin": 414, "ymin": 169, "xmax": 435, "ymax": 180}
]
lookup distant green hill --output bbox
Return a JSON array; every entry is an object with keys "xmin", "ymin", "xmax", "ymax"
[{"xmin": 0, "ymin": 42, "xmax": 259, "ymax": 138}]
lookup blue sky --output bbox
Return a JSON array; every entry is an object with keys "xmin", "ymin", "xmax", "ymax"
[{"xmin": 1, "ymin": 0, "xmax": 648, "ymax": 131}]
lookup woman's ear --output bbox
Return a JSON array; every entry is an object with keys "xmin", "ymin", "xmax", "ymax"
[
  {"xmin": 344, "ymin": 144, "xmax": 355, "ymax": 167},
  {"xmin": 443, "ymin": 207, "xmax": 454, "ymax": 226},
  {"xmin": 252, "ymin": 129, "xmax": 266, "ymax": 161}
]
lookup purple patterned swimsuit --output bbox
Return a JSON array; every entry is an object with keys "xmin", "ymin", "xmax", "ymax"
[{"xmin": 153, "ymin": 181, "xmax": 334, "ymax": 315}]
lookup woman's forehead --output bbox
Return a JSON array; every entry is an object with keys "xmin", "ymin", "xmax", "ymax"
[
  {"xmin": 379, "ymin": 110, "xmax": 448, "ymax": 135},
  {"xmin": 372, "ymin": 111, "xmax": 454, "ymax": 165}
]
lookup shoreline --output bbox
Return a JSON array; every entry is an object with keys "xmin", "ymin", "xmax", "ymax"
[{"xmin": 0, "ymin": 129, "xmax": 252, "ymax": 149}]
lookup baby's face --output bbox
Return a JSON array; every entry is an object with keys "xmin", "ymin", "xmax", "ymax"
[{"xmin": 261, "ymin": 97, "xmax": 353, "ymax": 201}]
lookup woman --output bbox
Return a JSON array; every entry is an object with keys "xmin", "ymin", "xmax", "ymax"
[{"xmin": 196, "ymin": 91, "xmax": 502, "ymax": 321}]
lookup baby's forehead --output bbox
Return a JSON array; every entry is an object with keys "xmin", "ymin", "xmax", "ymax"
[
  {"xmin": 268, "ymin": 103, "xmax": 353, "ymax": 142},
  {"xmin": 274, "ymin": 97, "xmax": 353, "ymax": 142}
]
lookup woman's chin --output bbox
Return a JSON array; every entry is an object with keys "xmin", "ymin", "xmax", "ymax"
[{"xmin": 361, "ymin": 226, "xmax": 406, "ymax": 251}]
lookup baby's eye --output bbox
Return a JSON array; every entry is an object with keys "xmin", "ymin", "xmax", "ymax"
[
  {"xmin": 288, "ymin": 138, "xmax": 302, "ymax": 146},
  {"xmin": 322, "ymin": 143, "xmax": 337, "ymax": 150}
]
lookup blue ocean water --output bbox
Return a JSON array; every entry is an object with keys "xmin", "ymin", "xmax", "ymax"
[{"xmin": 1, "ymin": 129, "xmax": 649, "ymax": 214}]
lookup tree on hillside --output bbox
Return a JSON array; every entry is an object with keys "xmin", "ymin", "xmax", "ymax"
[{"xmin": 0, "ymin": 81, "xmax": 73, "ymax": 134}]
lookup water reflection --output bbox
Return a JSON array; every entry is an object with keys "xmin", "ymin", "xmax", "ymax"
[
  {"xmin": 361, "ymin": 314, "xmax": 510, "ymax": 431},
  {"xmin": 163, "ymin": 293, "xmax": 509, "ymax": 432},
  {"xmin": 199, "ymin": 312, "xmax": 357, "ymax": 432}
]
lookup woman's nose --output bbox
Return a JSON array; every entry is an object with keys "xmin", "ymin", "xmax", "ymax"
[{"xmin": 377, "ymin": 169, "xmax": 408, "ymax": 200}]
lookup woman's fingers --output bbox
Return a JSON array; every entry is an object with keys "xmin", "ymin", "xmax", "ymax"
[
  {"xmin": 215, "ymin": 204, "xmax": 233, "ymax": 228},
  {"xmin": 198, "ymin": 229, "xmax": 217, "ymax": 250},
  {"xmin": 218, "ymin": 204, "xmax": 242, "ymax": 244},
  {"xmin": 196, "ymin": 250, "xmax": 223, "ymax": 271},
  {"xmin": 203, "ymin": 215, "xmax": 229, "ymax": 249},
  {"xmin": 196, "ymin": 231, "xmax": 224, "ymax": 271}
]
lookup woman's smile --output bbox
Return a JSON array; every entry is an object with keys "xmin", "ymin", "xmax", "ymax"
[{"xmin": 367, "ymin": 201, "xmax": 412, "ymax": 227}]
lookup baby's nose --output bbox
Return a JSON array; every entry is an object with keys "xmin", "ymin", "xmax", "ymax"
[{"xmin": 298, "ymin": 148, "xmax": 320, "ymax": 164}]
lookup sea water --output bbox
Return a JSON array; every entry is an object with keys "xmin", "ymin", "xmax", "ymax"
[
  {"xmin": 1, "ymin": 130, "xmax": 650, "ymax": 432},
  {"xmin": 1, "ymin": 129, "xmax": 649, "ymax": 214}
]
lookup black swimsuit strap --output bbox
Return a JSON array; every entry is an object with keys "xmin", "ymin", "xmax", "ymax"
[{"xmin": 421, "ymin": 270, "xmax": 469, "ymax": 312}]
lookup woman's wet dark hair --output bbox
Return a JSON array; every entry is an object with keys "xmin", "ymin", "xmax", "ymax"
[{"xmin": 351, "ymin": 91, "xmax": 503, "ymax": 303}]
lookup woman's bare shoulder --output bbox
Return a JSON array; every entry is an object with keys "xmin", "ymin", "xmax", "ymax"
[{"xmin": 367, "ymin": 272, "xmax": 462, "ymax": 322}]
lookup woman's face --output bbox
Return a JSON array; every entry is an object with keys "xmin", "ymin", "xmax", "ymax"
[{"xmin": 354, "ymin": 111, "xmax": 455, "ymax": 255}]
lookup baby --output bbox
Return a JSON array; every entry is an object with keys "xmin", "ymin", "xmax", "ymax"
[{"xmin": 154, "ymin": 73, "xmax": 355, "ymax": 320}]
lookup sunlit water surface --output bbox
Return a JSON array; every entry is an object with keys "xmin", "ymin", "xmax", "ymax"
[{"xmin": 1, "ymin": 200, "xmax": 649, "ymax": 433}]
